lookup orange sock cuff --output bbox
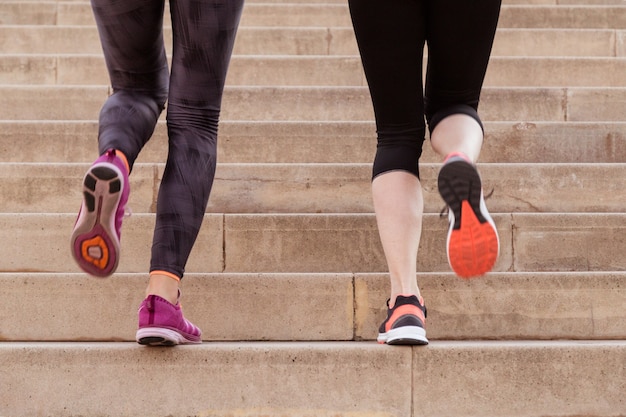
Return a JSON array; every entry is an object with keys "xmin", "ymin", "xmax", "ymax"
[
  {"xmin": 150, "ymin": 270, "xmax": 181, "ymax": 282},
  {"xmin": 114, "ymin": 150, "xmax": 130, "ymax": 173},
  {"xmin": 443, "ymin": 152, "xmax": 471, "ymax": 164}
]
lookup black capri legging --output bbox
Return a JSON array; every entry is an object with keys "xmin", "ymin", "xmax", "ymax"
[
  {"xmin": 91, "ymin": 0, "xmax": 244, "ymax": 278},
  {"xmin": 348, "ymin": 0, "xmax": 501, "ymax": 179}
]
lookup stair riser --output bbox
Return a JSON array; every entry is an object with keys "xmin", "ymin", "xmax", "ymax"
[
  {"xmin": 2, "ymin": 26, "xmax": 625, "ymax": 57},
  {"xmin": 499, "ymin": 6, "xmax": 626, "ymax": 28},
  {"xmin": 1, "ymin": 121, "xmax": 625, "ymax": 164},
  {"xmin": 1, "ymin": 341, "xmax": 624, "ymax": 417},
  {"xmin": 5, "ymin": 3, "xmax": 626, "ymax": 29},
  {"xmin": 2, "ymin": 163, "xmax": 625, "ymax": 214},
  {"xmin": 4, "ymin": 86, "xmax": 626, "ymax": 122},
  {"xmin": 357, "ymin": 272, "xmax": 626, "ymax": 341},
  {"xmin": 6, "ymin": 55, "xmax": 626, "ymax": 88},
  {"xmin": 2, "ymin": 272, "xmax": 624, "ymax": 341},
  {"xmin": 417, "ymin": 341, "xmax": 626, "ymax": 417},
  {"xmin": 2, "ymin": 213, "xmax": 625, "ymax": 274},
  {"xmin": 1, "ymin": 342, "xmax": 414, "ymax": 417}
]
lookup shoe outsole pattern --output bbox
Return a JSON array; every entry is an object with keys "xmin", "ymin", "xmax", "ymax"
[
  {"xmin": 438, "ymin": 158, "xmax": 499, "ymax": 278},
  {"xmin": 70, "ymin": 162, "xmax": 123, "ymax": 277}
]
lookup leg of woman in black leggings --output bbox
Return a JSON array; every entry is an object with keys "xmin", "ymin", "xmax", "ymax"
[
  {"xmin": 71, "ymin": 0, "xmax": 243, "ymax": 345},
  {"xmin": 349, "ymin": 0, "xmax": 501, "ymax": 345}
]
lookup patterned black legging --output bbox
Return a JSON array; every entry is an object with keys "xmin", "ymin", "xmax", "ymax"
[
  {"xmin": 91, "ymin": 0, "xmax": 244, "ymax": 278},
  {"xmin": 348, "ymin": 0, "xmax": 501, "ymax": 179}
]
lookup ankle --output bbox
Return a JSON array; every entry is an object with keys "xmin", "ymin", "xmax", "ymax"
[
  {"xmin": 389, "ymin": 292, "xmax": 421, "ymax": 309},
  {"xmin": 146, "ymin": 271, "xmax": 180, "ymax": 305}
]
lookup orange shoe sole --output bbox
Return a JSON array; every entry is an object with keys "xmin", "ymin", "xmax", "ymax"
[
  {"xmin": 438, "ymin": 156, "xmax": 499, "ymax": 278},
  {"xmin": 448, "ymin": 200, "xmax": 499, "ymax": 278}
]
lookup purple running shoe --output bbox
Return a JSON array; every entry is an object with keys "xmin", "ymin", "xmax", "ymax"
[
  {"xmin": 71, "ymin": 149, "xmax": 129, "ymax": 277},
  {"xmin": 136, "ymin": 294, "xmax": 202, "ymax": 346}
]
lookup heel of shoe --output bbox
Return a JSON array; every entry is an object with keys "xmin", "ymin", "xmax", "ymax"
[{"xmin": 71, "ymin": 224, "xmax": 119, "ymax": 277}]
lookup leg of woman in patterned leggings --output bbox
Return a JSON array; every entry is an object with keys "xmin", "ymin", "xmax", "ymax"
[
  {"xmin": 348, "ymin": 0, "xmax": 501, "ymax": 345},
  {"xmin": 70, "ymin": 0, "xmax": 244, "ymax": 345}
]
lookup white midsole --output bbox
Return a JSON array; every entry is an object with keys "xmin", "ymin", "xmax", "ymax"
[
  {"xmin": 136, "ymin": 327, "xmax": 202, "ymax": 345},
  {"xmin": 378, "ymin": 326, "xmax": 428, "ymax": 344}
]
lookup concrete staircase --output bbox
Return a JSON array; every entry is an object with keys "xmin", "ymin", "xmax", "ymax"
[{"xmin": 1, "ymin": 0, "xmax": 625, "ymax": 415}]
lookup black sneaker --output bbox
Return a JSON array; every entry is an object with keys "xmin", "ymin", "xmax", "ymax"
[
  {"xmin": 377, "ymin": 295, "xmax": 428, "ymax": 345},
  {"xmin": 438, "ymin": 153, "xmax": 499, "ymax": 278}
]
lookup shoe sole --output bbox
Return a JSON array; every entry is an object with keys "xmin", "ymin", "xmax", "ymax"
[
  {"xmin": 377, "ymin": 326, "xmax": 429, "ymax": 345},
  {"xmin": 70, "ymin": 162, "xmax": 124, "ymax": 277},
  {"xmin": 438, "ymin": 159, "xmax": 499, "ymax": 278},
  {"xmin": 136, "ymin": 327, "xmax": 202, "ymax": 346}
]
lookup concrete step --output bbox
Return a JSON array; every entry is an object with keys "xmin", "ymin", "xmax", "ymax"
[
  {"xmin": 1, "ymin": 54, "xmax": 368, "ymax": 87},
  {"xmin": 492, "ymin": 28, "xmax": 626, "ymax": 57},
  {"xmin": 2, "ymin": 0, "xmax": 623, "ymax": 416},
  {"xmin": 0, "ymin": 26, "xmax": 359, "ymax": 56},
  {"xmin": 1, "ymin": 120, "xmax": 624, "ymax": 164},
  {"xmin": 5, "ymin": 54, "xmax": 626, "ymax": 88},
  {"xmin": 1, "ymin": 341, "xmax": 624, "ymax": 417},
  {"xmin": 484, "ymin": 56, "xmax": 626, "ymax": 86},
  {"xmin": 1, "ymin": 212, "xmax": 625, "ymax": 274},
  {"xmin": 5, "ymin": 3, "xmax": 626, "ymax": 29},
  {"xmin": 0, "ymin": 2, "xmax": 352, "ymax": 28},
  {"xmin": 4, "ymin": 85, "xmax": 626, "ymax": 122},
  {"xmin": 2, "ymin": 25, "xmax": 624, "ymax": 57},
  {"xmin": 3, "ymin": 271, "xmax": 624, "ymax": 342},
  {"xmin": 2, "ymin": 162, "xmax": 625, "ymax": 214},
  {"xmin": 499, "ymin": 5, "xmax": 626, "ymax": 28}
]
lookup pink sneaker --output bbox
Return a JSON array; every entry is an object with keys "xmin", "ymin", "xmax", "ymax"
[
  {"xmin": 136, "ymin": 295, "xmax": 202, "ymax": 346},
  {"xmin": 71, "ymin": 149, "xmax": 129, "ymax": 277}
]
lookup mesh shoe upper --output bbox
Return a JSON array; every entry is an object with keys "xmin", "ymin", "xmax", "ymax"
[
  {"xmin": 137, "ymin": 294, "xmax": 202, "ymax": 343},
  {"xmin": 377, "ymin": 295, "xmax": 428, "ymax": 345}
]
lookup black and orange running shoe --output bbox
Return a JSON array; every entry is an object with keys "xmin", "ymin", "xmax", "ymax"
[
  {"xmin": 438, "ymin": 153, "xmax": 499, "ymax": 278},
  {"xmin": 377, "ymin": 295, "xmax": 428, "ymax": 345}
]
